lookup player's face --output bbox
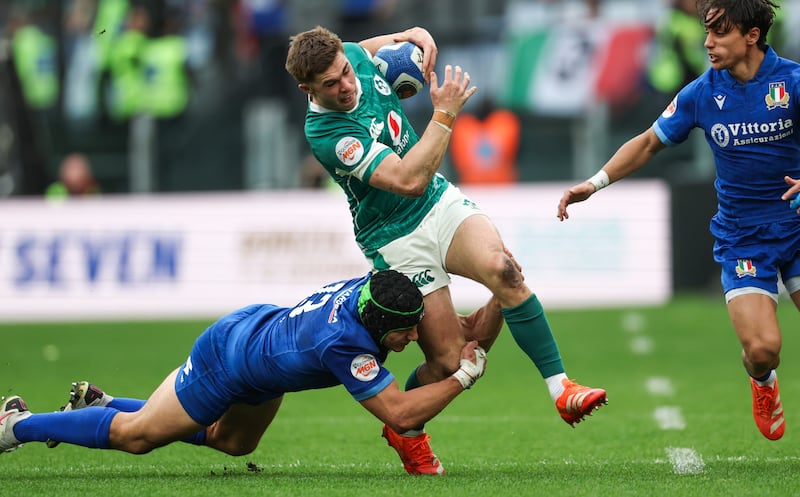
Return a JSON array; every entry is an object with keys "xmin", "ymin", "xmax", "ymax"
[
  {"xmin": 703, "ymin": 10, "xmax": 756, "ymax": 72},
  {"xmin": 382, "ymin": 326, "xmax": 419, "ymax": 352},
  {"xmin": 304, "ymin": 52, "xmax": 358, "ymax": 111}
]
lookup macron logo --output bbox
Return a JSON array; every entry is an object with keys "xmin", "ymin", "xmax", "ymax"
[{"xmin": 714, "ymin": 94, "xmax": 726, "ymax": 110}]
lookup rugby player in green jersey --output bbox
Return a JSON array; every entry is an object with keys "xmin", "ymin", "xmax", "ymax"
[{"xmin": 286, "ymin": 26, "xmax": 607, "ymax": 475}]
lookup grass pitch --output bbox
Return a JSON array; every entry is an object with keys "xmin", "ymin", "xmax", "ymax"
[{"xmin": 1, "ymin": 294, "xmax": 799, "ymax": 497}]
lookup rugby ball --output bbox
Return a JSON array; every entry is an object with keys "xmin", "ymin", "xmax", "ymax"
[{"xmin": 373, "ymin": 41, "xmax": 425, "ymax": 99}]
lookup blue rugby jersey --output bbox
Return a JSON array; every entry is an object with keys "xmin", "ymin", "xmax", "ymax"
[
  {"xmin": 223, "ymin": 273, "xmax": 395, "ymax": 402},
  {"xmin": 654, "ymin": 47, "xmax": 800, "ymax": 226}
]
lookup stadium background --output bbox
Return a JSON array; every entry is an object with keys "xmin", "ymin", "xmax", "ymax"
[{"xmin": 1, "ymin": 0, "xmax": 800, "ymax": 321}]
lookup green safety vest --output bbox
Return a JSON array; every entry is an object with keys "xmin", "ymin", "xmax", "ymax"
[
  {"xmin": 12, "ymin": 25, "xmax": 58, "ymax": 109},
  {"xmin": 107, "ymin": 29, "xmax": 147, "ymax": 120},
  {"xmin": 140, "ymin": 36, "xmax": 189, "ymax": 118},
  {"xmin": 648, "ymin": 9, "xmax": 708, "ymax": 94},
  {"xmin": 93, "ymin": 0, "xmax": 130, "ymax": 70}
]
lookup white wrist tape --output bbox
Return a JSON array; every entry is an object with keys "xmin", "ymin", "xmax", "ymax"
[
  {"xmin": 451, "ymin": 347, "xmax": 487, "ymax": 389},
  {"xmin": 587, "ymin": 170, "xmax": 610, "ymax": 192}
]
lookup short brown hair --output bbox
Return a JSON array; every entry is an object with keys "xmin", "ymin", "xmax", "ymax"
[{"xmin": 285, "ymin": 26, "xmax": 344, "ymax": 84}]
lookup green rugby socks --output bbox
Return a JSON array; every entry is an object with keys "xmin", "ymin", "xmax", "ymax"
[{"xmin": 502, "ymin": 294, "xmax": 565, "ymax": 378}]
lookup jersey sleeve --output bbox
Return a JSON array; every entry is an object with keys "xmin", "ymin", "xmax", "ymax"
[
  {"xmin": 305, "ymin": 42, "xmax": 395, "ymax": 183},
  {"xmin": 652, "ymin": 81, "xmax": 700, "ymax": 146},
  {"xmin": 321, "ymin": 341, "xmax": 395, "ymax": 401},
  {"xmin": 308, "ymin": 117, "xmax": 393, "ymax": 183}
]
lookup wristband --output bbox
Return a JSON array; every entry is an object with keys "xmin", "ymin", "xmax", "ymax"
[
  {"xmin": 431, "ymin": 120, "xmax": 452, "ymax": 133},
  {"xmin": 452, "ymin": 367, "xmax": 476, "ymax": 389},
  {"xmin": 451, "ymin": 347, "xmax": 487, "ymax": 389},
  {"xmin": 432, "ymin": 109, "xmax": 456, "ymax": 128},
  {"xmin": 587, "ymin": 170, "xmax": 610, "ymax": 192}
]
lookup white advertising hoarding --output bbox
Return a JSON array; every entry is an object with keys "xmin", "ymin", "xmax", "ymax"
[{"xmin": 0, "ymin": 181, "xmax": 670, "ymax": 321}]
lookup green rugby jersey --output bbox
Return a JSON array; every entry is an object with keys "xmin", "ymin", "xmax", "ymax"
[{"xmin": 304, "ymin": 42, "xmax": 449, "ymax": 253}]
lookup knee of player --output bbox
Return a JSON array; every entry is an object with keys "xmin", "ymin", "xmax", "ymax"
[
  {"xmin": 219, "ymin": 441, "xmax": 258, "ymax": 456},
  {"xmin": 483, "ymin": 252, "xmax": 524, "ymax": 289},
  {"xmin": 207, "ymin": 431, "xmax": 259, "ymax": 456},
  {"xmin": 116, "ymin": 436, "xmax": 160, "ymax": 454},
  {"xmin": 745, "ymin": 342, "xmax": 781, "ymax": 367}
]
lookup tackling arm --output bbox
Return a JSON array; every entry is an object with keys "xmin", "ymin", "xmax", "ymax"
[{"xmin": 359, "ymin": 341, "xmax": 486, "ymax": 433}]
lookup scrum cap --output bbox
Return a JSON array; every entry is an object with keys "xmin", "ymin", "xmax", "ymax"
[{"xmin": 358, "ymin": 270, "xmax": 424, "ymax": 345}]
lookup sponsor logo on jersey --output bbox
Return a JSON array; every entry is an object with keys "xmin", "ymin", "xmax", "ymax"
[
  {"xmin": 388, "ymin": 110, "xmax": 402, "ymax": 145},
  {"xmin": 374, "ymin": 74, "xmax": 392, "ymax": 96},
  {"xmin": 714, "ymin": 94, "xmax": 726, "ymax": 110},
  {"xmin": 661, "ymin": 96, "xmax": 677, "ymax": 118},
  {"xmin": 765, "ymin": 82, "xmax": 790, "ymax": 110},
  {"xmin": 411, "ymin": 269, "xmax": 435, "ymax": 287},
  {"xmin": 335, "ymin": 137, "xmax": 364, "ymax": 166},
  {"xmin": 328, "ymin": 287, "xmax": 354, "ymax": 324},
  {"xmin": 735, "ymin": 259, "xmax": 757, "ymax": 278},
  {"xmin": 351, "ymin": 354, "xmax": 380, "ymax": 381},
  {"xmin": 369, "ymin": 118, "xmax": 384, "ymax": 140},
  {"xmin": 386, "ymin": 110, "xmax": 411, "ymax": 153},
  {"xmin": 710, "ymin": 118, "xmax": 794, "ymax": 148}
]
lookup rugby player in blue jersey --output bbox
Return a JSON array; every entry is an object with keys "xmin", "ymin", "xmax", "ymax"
[
  {"xmin": 285, "ymin": 26, "xmax": 607, "ymax": 474},
  {"xmin": 0, "ymin": 270, "xmax": 489, "ymax": 471},
  {"xmin": 558, "ymin": 0, "xmax": 798, "ymax": 441}
]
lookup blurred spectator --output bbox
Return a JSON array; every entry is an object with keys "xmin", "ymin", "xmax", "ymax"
[
  {"xmin": 9, "ymin": 6, "xmax": 58, "ymax": 111},
  {"xmin": 106, "ymin": 4, "xmax": 149, "ymax": 120},
  {"xmin": 45, "ymin": 152, "xmax": 100, "ymax": 198},
  {"xmin": 449, "ymin": 98, "xmax": 520, "ymax": 184},
  {"xmin": 646, "ymin": 0, "xmax": 707, "ymax": 95},
  {"xmin": 62, "ymin": 0, "xmax": 103, "ymax": 125},
  {"xmin": 139, "ymin": 5, "xmax": 190, "ymax": 118},
  {"xmin": 339, "ymin": 0, "xmax": 397, "ymax": 41},
  {"xmin": 234, "ymin": 0, "xmax": 290, "ymax": 98}
]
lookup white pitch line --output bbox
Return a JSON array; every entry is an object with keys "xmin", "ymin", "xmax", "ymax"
[
  {"xmin": 653, "ymin": 406, "xmax": 686, "ymax": 430},
  {"xmin": 630, "ymin": 335, "xmax": 654, "ymax": 355},
  {"xmin": 665, "ymin": 447, "xmax": 705, "ymax": 475},
  {"xmin": 646, "ymin": 376, "xmax": 675, "ymax": 396},
  {"xmin": 621, "ymin": 311, "xmax": 646, "ymax": 333}
]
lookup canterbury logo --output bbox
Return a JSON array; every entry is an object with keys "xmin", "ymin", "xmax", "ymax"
[
  {"xmin": 412, "ymin": 270, "xmax": 435, "ymax": 287},
  {"xmin": 564, "ymin": 391, "xmax": 591, "ymax": 413}
]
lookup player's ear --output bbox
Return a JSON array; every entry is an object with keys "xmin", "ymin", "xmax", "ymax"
[{"xmin": 298, "ymin": 83, "xmax": 313, "ymax": 95}]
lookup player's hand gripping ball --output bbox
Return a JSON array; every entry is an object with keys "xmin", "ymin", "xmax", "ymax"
[{"xmin": 373, "ymin": 41, "xmax": 425, "ymax": 99}]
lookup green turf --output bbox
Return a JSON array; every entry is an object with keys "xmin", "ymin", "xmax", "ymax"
[{"xmin": 2, "ymin": 294, "xmax": 799, "ymax": 497}]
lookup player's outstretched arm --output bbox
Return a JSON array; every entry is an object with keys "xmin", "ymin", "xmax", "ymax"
[
  {"xmin": 360, "ymin": 341, "xmax": 487, "ymax": 433},
  {"xmin": 557, "ymin": 127, "xmax": 665, "ymax": 221}
]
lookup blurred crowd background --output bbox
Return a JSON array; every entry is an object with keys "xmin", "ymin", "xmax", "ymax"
[{"xmin": 1, "ymin": 0, "xmax": 799, "ymax": 198}]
